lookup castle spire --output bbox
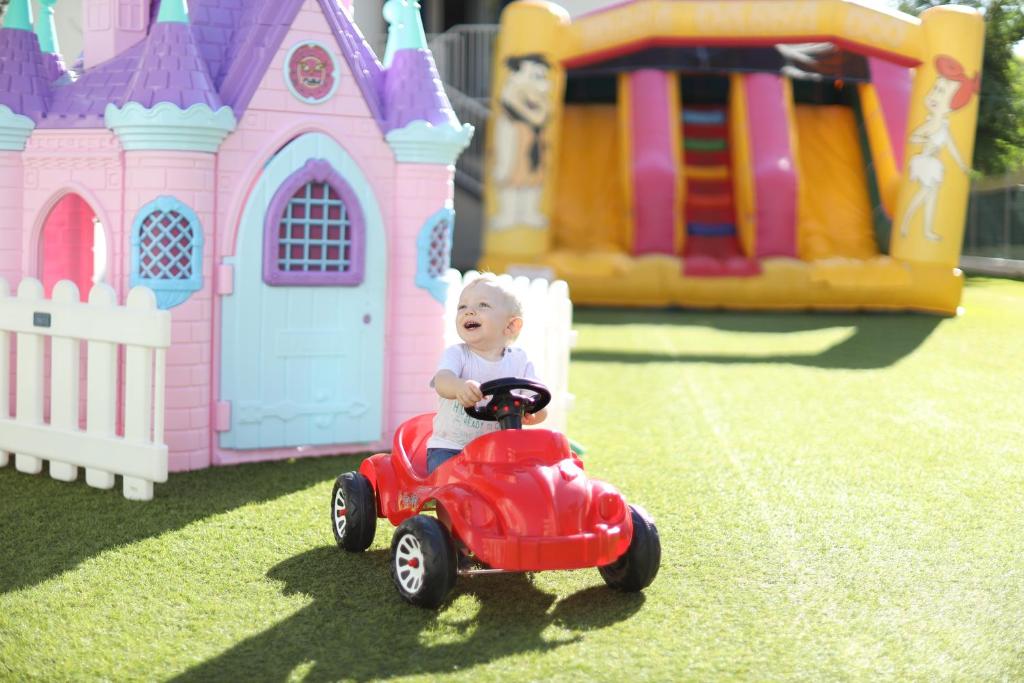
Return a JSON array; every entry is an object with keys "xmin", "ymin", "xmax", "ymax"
[
  {"xmin": 382, "ymin": 0, "xmax": 427, "ymax": 67},
  {"xmin": 1, "ymin": 0, "xmax": 33, "ymax": 31},
  {"xmin": 156, "ymin": 0, "xmax": 190, "ymax": 24},
  {"xmin": 35, "ymin": 0, "xmax": 60, "ymax": 55}
]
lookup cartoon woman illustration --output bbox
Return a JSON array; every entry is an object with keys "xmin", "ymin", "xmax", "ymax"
[{"xmin": 899, "ymin": 55, "xmax": 979, "ymax": 242}]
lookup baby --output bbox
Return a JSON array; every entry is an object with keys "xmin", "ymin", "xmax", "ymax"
[{"xmin": 427, "ymin": 274, "xmax": 547, "ymax": 473}]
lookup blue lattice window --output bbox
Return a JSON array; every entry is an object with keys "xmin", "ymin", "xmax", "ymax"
[
  {"xmin": 130, "ymin": 196, "xmax": 204, "ymax": 310},
  {"xmin": 415, "ymin": 208, "xmax": 454, "ymax": 303},
  {"xmin": 263, "ymin": 159, "xmax": 365, "ymax": 286}
]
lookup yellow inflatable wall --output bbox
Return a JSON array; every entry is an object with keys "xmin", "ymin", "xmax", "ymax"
[{"xmin": 481, "ymin": 0, "xmax": 985, "ymax": 314}]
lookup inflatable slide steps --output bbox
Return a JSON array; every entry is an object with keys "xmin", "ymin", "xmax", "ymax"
[{"xmin": 680, "ymin": 106, "xmax": 760, "ymax": 277}]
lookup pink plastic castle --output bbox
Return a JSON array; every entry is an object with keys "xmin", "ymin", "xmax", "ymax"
[{"xmin": 0, "ymin": 0, "xmax": 473, "ymax": 471}]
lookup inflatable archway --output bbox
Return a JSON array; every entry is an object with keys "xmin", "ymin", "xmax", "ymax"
[{"xmin": 480, "ymin": 0, "xmax": 984, "ymax": 314}]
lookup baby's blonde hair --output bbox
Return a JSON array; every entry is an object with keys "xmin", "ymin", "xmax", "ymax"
[{"xmin": 461, "ymin": 273, "xmax": 524, "ymax": 318}]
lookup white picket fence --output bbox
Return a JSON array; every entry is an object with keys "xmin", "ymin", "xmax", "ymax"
[
  {"xmin": 444, "ymin": 270, "xmax": 576, "ymax": 433},
  {"xmin": 0, "ymin": 278, "xmax": 171, "ymax": 500}
]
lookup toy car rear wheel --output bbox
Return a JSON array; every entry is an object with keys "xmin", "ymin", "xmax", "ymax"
[
  {"xmin": 390, "ymin": 515, "xmax": 457, "ymax": 608},
  {"xmin": 331, "ymin": 472, "xmax": 377, "ymax": 552},
  {"xmin": 599, "ymin": 504, "xmax": 661, "ymax": 592}
]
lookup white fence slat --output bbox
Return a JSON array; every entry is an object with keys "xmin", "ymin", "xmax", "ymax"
[
  {"xmin": 48, "ymin": 281, "xmax": 81, "ymax": 482},
  {"xmin": 122, "ymin": 287, "xmax": 157, "ymax": 500},
  {"xmin": 15, "ymin": 278, "xmax": 45, "ymax": 475},
  {"xmin": 0, "ymin": 278, "xmax": 9, "ymax": 468},
  {"xmin": 85, "ymin": 284, "xmax": 118, "ymax": 490},
  {"xmin": 153, "ymin": 348, "xmax": 166, "ymax": 445},
  {"xmin": 84, "ymin": 284, "xmax": 118, "ymax": 491}
]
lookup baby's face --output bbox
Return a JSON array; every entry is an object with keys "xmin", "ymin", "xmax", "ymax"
[{"xmin": 456, "ymin": 282, "xmax": 515, "ymax": 349}]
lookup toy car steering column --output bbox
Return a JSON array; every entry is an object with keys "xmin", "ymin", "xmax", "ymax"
[{"xmin": 464, "ymin": 377, "xmax": 552, "ymax": 430}]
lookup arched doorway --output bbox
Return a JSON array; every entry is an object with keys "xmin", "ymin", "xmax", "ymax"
[
  {"xmin": 219, "ymin": 132, "xmax": 386, "ymax": 450},
  {"xmin": 39, "ymin": 193, "xmax": 107, "ymax": 297}
]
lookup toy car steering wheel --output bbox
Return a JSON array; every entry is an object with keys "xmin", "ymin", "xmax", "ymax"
[{"xmin": 464, "ymin": 377, "xmax": 552, "ymax": 430}]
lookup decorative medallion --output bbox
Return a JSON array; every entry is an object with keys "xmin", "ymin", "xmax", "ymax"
[{"xmin": 284, "ymin": 41, "xmax": 339, "ymax": 104}]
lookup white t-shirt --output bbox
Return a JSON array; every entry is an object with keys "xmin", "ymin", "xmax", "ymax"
[{"xmin": 427, "ymin": 343, "xmax": 539, "ymax": 450}]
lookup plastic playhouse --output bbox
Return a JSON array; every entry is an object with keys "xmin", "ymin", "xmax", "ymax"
[
  {"xmin": 480, "ymin": 0, "xmax": 985, "ymax": 314},
  {"xmin": 0, "ymin": 0, "xmax": 473, "ymax": 472}
]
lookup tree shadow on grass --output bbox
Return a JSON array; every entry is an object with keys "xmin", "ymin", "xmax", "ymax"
[
  {"xmin": 572, "ymin": 309, "xmax": 942, "ymax": 369},
  {"xmin": 172, "ymin": 546, "xmax": 644, "ymax": 682},
  {"xmin": 0, "ymin": 454, "xmax": 366, "ymax": 594}
]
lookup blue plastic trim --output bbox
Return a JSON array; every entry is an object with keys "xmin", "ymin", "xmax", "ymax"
[
  {"xmin": 385, "ymin": 120, "xmax": 474, "ymax": 165},
  {"xmin": 415, "ymin": 207, "xmax": 454, "ymax": 303},
  {"xmin": 2, "ymin": 0, "xmax": 33, "ymax": 31},
  {"xmin": 104, "ymin": 102, "xmax": 237, "ymax": 152},
  {"xmin": 0, "ymin": 105, "xmax": 36, "ymax": 151},
  {"xmin": 130, "ymin": 196, "xmax": 204, "ymax": 310},
  {"xmin": 156, "ymin": 0, "xmax": 190, "ymax": 23}
]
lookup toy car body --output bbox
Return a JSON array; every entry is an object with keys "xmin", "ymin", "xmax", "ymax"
[{"xmin": 331, "ymin": 379, "xmax": 660, "ymax": 607}]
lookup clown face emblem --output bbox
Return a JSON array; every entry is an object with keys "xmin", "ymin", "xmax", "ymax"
[{"xmin": 286, "ymin": 42, "xmax": 338, "ymax": 103}]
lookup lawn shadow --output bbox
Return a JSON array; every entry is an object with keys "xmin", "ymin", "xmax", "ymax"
[
  {"xmin": 572, "ymin": 308, "xmax": 942, "ymax": 369},
  {"xmin": 172, "ymin": 545, "xmax": 644, "ymax": 682},
  {"xmin": 0, "ymin": 454, "xmax": 366, "ymax": 594}
]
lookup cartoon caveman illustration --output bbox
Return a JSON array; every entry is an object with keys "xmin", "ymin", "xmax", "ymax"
[
  {"xmin": 899, "ymin": 55, "xmax": 979, "ymax": 242},
  {"xmin": 491, "ymin": 53, "xmax": 552, "ymax": 230}
]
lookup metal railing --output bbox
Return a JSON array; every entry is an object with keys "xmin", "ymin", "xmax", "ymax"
[
  {"xmin": 446, "ymin": 87, "xmax": 489, "ymax": 196},
  {"xmin": 428, "ymin": 25, "xmax": 500, "ymax": 102},
  {"xmin": 425, "ymin": 25, "xmax": 499, "ymax": 196},
  {"xmin": 963, "ymin": 171, "xmax": 1024, "ymax": 261}
]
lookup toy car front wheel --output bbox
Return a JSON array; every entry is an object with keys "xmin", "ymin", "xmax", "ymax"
[
  {"xmin": 599, "ymin": 504, "xmax": 661, "ymax": 592},
  {"xmin": 390, "ymin": 515, "xmax": 457, "ymax": 608},
  {"xmin": 331, "ymin": 472, "xmax": 377, "ymax": 552}
]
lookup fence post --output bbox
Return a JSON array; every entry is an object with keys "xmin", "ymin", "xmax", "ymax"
[
  {"xmin": 15, "ymin": 278, "xmax": 45, "ymax": 475},
  {"xmin": 85, "ymin": 283, "xmax": 118, "ymax": 490},
  {"xmin": 48, "ymin": 280, "xmax": 82, "ymax": 483},
  {"xmin": 122, "ymin": 286, "xmax": 158, "ymax": 500}
]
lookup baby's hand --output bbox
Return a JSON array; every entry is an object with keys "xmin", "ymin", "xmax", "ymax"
[
  {"xmin": 456, "ymin": 380, "xmax": 484, "ymax": 407},
  {"xmin": 523, "ymin": 407, "xmax": 547, "ymax": 426}
]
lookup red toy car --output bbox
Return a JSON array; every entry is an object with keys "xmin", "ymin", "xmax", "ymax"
[{"xmin": 330, "ymin": 378, "xmax": 661, "ymax": 607}]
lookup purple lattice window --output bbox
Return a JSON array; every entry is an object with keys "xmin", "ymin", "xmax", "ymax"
[
  {"xmin": 139, "ymin": 210, "xmax": 195, "ymax": 279},
  {"xmin": 263, "ymin": 159, "xmax": 365, "ymax": 287},
  {"xmin": 427, "ymin": 217, "xmax": 451, "ymax": 278},
  {"xmin": 131, "ymin": 196, "xmax": 204, "ymax": 310}
]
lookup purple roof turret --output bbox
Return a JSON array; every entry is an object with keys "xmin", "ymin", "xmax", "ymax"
[
  {"xmin": 105, "ymin": 0, "xmax": 237, "ymax": 153},
  {"xmin": 121, "ymin": 5, "xmax": 224, "ymax": 111},
  {"xmin": 380, "ymin": 1, "xmax": 473, "ymax": 165},
  {"xmin": 0, "ymin": 0, "xmax": 52, "ymax": 121},
  {"xmin": 384, "ymin": 49, "xmax": 461, "ymax": 133}
]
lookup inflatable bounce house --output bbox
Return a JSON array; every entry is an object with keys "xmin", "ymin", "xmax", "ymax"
[
  {"xmin": 0, "ymin": 0, "xmax": 472, "ymax": 471},
  {"xmin": 480, "ymin": 0, "xmax": 985, "ymax": 314}
]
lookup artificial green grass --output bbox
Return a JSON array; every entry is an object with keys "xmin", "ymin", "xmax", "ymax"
[{"xmin": 2, "ymin": 277, "xmax": 1023, "ymax": 681}]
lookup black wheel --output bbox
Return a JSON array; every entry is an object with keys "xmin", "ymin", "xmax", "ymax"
[
  {"xmin": 599, "ymin": 504, "xmax": 661, "ymax": 592},
  {"xmin": 331, "ymin": 472, "xmax": 377, "ymax": 552},
  {"xmin": 390, "ymin": 515, "xmax": 457, "ymax": 608}
]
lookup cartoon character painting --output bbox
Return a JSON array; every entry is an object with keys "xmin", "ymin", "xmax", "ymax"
[
  {"xmin": 490, "ymin": 53, "xmax": 552, "ymax": 230},
  {"xmin": 286, "ymin": 42, "xmax": 337, "ymax": 103},
  {"xmin": 898, "ymin": 55, "xmax": 979, "ymax": 242}
]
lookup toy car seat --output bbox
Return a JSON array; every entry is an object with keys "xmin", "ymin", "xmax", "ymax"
[{"xmin": 394, "ymin": 413, "xmax": 434, "ymax": 480}]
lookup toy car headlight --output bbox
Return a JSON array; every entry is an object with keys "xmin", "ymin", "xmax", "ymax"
[{"xmin": 598, "ymin": 492, "xmax": 624, "ymax": 522}]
